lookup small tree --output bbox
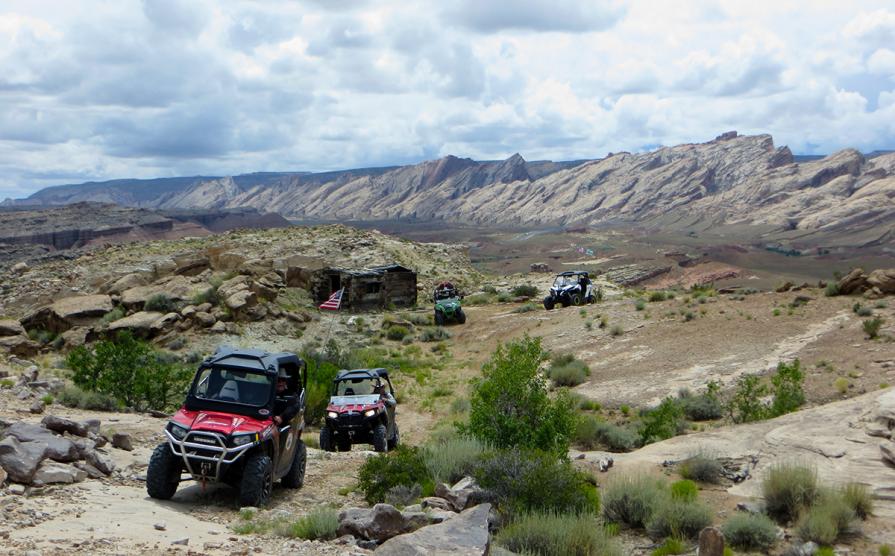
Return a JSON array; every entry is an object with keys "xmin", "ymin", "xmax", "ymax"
[
  {"xmin": 461, "ymin": 336, "xmax": 576, "ymax": 455},
  {"xmin": 770, "ymin": 360, "xmax": 805, "ymax": 417}
]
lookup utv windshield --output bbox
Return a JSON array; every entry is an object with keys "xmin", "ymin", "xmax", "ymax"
[
  {"xmin": 335, "ymin": 377, "xmax": 379, "ymax": 396},
  {"xmin": 434, "ymin": 288, "xmax": 457, "ymax": 300},
  {"xmin": 191, "ymin": 367, "xmax": 273, "ymax": 407},
  {"xmin": 553, "ymin": 275, "xmax": 580, "ymax": 288}
]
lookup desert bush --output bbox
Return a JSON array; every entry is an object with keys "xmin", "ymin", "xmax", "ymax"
[
  {"xmin": 638, "ymin": 397, "xmax": 686, "ymax": 444},
  {"xmin": 284, "ymin": 507, "xmax": 339, "ymax": 540},
  {"xmin": 465, "ymin": 293, "xmax": 495, "ymax": 305},
  {"xmin": 192, "ymin": 285, "xmax": 221, "ymax": 307},
  {"xmin": 824, "ymin": 282, "xmax": 840, "ymax": 297},
  {"xmin": 602, "ymin": 474, "xmax": 666, "ymax": 529},
  {"xmin": 301, "ymin": 354, "xmax": 340, "ymax": 426},
  {"xmin": 574, "ymin": 416, "xmax": 640, "ymax": 452},
  {"xmin": 679, "ymin": 453, "xmax": 723, "ymax": 484},
  {"xmin": 635, "ymin": 299, "xmax": 646, "ymax": 311},
  {"xmin": 769, "ymin": 359, "xmax": 805, "ymax": 417},
  {"xmin": 856, "ymin": 306, "xmax": 874, "ymax": 317},
  {"xmin": 461, "ymin": 336, "xmax": 576, "ymax": 454},
  {"xmin": 512, "ymin": 284, "xmax": 539, "ymax": 298},
  {"xmin": 57, "ymin": 385, "xmax": 120, "ymax": 411},
  {"xmin": 722, "ymin": 513, "xmax": 778, "ymax": 551},
  {"xmin": 678, "ymin": 385, "xmax": 723, "ymax": 421},
  {"xmin": 386, "ymin": 325, "xmax": 411, "ymax": 341},
  {"xmin": 144, "ymin": 293, "xmax": 177, "ymax": 313},
  {"xmin": 357, "ymin": 445, "xmax": 432, "ymax": 504},
  {"xmin": 66, "ymin": 332, "xmax": 192, "ymax": 412},
  {"xmin": 670, "ymin": 480, "xmax": 698, "ymax": 502},
  {"xmin": 728, "ymin": 374, "xmax": 769, "ymax": 423},
  {"xmin": 864, "ymin": 317, "xmax": 884, "ymax": 339},
  {"xmin": 610, "ymin": 324, "xmax": 623, "ymax": 336},
  {"xmin": 648, "ymin": 291, "xmax": 668, "ymax": 302},
  {"xmin": 450, "ymin": 396, "xmax": 471, "ymax": 414},
  {"xmin": 834, "ymin": 376, "xmax": 850, "ymax": 394},
  {"xmin": 796, "ymin": 493, "xmax": 858, "ymax": 545},
  {"xmin": 419, "ymin": 327, "xmax": 451, "ymax": 342},
  {"xmin": 513, "ymin": 302, "xmax": 538, "ymax": 313},
  {"xmin": 100, "ymin": 306, "xmax": 126, "ymax": 325},
  {"xmin": 547, "ymin": 357, "xmax": 590, "ymax": 387},
  {"xmin": 840, "ymin": 482, "xmax": 873, "ymax": 519},
  {"xmin": 650, "ymin": 538, "xmax": 686, "ymax": 556},
  {"xmin": 474, "ymin": 448, "xmax": 599, "ymax": 517},
  {"xmin": 384, "ymin": 484, "xmax": 421, "ymax": 507},
  {"xmin": 646, "ymin": 497, "xmax": 712, "ymax": 540},
  {"xmin": 422, "ymin": 436, "xmax": 487, "ymax": 484},
  {"xmin": 763, "ymin": 462, "xmax": 818, "ymax": 523},
  {"xmin": 496, "ymin": 511, "xmax": 622, "ymax": 556}
]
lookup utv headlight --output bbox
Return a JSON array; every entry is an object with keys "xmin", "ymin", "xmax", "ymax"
[
  {"xmin": 231, "ymin": 434, "xmax": 255, "ymax": 447},
  {"xmin": 327, "ymin": 411, "xmax": 338, "ymax": 419},
  {"xmin": 169, "ymin": 423, "xmax": 188, "ymax": 440},
  {"xmin": 364, "ymin": 409, "xmax": 376, "ymax": 418}
]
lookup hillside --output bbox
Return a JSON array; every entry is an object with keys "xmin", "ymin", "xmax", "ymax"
[{"xmin": 9, "ymin": 132, "xmax": 895, "ymax": 247}]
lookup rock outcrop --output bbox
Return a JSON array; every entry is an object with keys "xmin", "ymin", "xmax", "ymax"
[{"xmin": 375, "ymin": 504, "xmax": 492, "ymax": 556}]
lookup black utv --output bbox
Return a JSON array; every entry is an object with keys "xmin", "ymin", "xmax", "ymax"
[{"xmin": 319, "ymin": 368, "xmax": 398, "ymax": 452}]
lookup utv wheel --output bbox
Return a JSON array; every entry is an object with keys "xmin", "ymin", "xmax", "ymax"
[
  {"xmin": 586, "ymin": 295, "xmax": 595, "ymax": 304},
  {"xmin": 239, "ymin": 453, "xmax": 273, "ymax": 507},
  {"xmin": 434, "ymin": 311, "xmax": 445, "ymax": 326},
  {"xmin": 146, "ymin": 443, "xmax": 181, "ymax": 500},
  {"xmin": 281, "ymin": 440, "xmax": 307, "ymax": 489},
  {"xmin": 543, "ymin": 296, "xmax": 555, "ymax": 310},
  {"xmin": 388, "ymin": 424, "xmax": 400, "ymax": 451},
  {"xmin": 456, "ymin": 309, "xmax": 466, "ymax": 324},
  {"xmin": 570, "ymin": 292, "xmax": 583, "ymax": 306},
  {"xmin": 372, "ymin": 424, "xmax": 388, "ymax": 452},
  {"xmin": 319, "ymin": 427, "xmax": 335, "ymax": 452}
]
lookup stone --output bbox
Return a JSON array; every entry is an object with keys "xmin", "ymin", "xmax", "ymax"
[
  {"xmin": 71, "ymin": 438, "xmax": 97, "ymax": 459},
  {"xmin": 210, "ymin": 321, "xmax": 228, "ymax": 333},
  {"xmin": 20, "ymin": 295, "xmax": 114, "ymax": 334},
  {"xmin": 0, "ymin": 436, "xmax": 48, "ymax": 483},
  {"xmin": 29, "ymin": 400, "xmax": 45, "ymax": 414},
  {"xmin": 154, "ymin": 522, "xmax": 167, "ymax": 531},
  {"xmin": 775, "ymin": 281, "xmax": 794, "ymax": 293},
  {"xmin": 338, "ymin": 503, "xmax": 420, "ymax": 542},
  {"xmin": 0, "ymin": 335, "xmax": 40, "ymax": 357},
  {"xmin": 881, "ymin": 441, "xmax": 895, "ymax": 466},
  {"xmin": 60, "ymin": 327, "xmax": 90, "ymax": 349},
  {"xmin": 150, "ymin": 312, "xmax": 180, "ymax": 333},
  {"xmin": 5, "ymin": 423, "xmax": 79, "ymax": 462},
  {"xmin": 106, "ymin": 273, "xmax": 149, "ymax": 295},
  {"xmin": 180, "ymin": 305, "xmax": 197, "ymax": 318},
  {"xmin": 0, "ymin": 319, "xmax": 25, "ymax": 337},
  {"xmin": 225, "ymin": 289, "xmax": 256, "ymax": 312},
  {"xmin": 736, "ymin": 501, "xmax": 764, "ymax": 515},
  {"xmin": 42, "ymin": 415, "xmax": 89, "ymax": 437},
  {"xmin": 111, "ymin": 433, "xmax": 134, "ymax": 451},
  {"xmin": 84, "ymin": 419, "xmax": 101, "ymax": 435},
  {"xmin": 375, "ymin": 503, "xmax": 491, "ymax": 556},
  {"xmin": 84, "ymin": 449, "xmax": 115, "ymax": 475},
  {"xmin": 12, "ymin": 261, "xmax": 29, "ymax": 274},
  {"xmin": 866, "ymin": 421, "xmax": 892, "ymax": 439},
  {"xmin": 213, "ymin": 252, "xmax": 247, "ymax": 272},
  {"xmin": 171, "ymin": 537, "xmax": 189, "ymax": 546},
  {"xmin": 837, "ymin": 268, "xmax": 868, "ymax": 295},
  {"xmin": 8, "ymin": 483, "xmax": 26, "ymax": 495},
  {"xmin": 697, "ymin": 527, "xmax": 725, "ymax": 556},
  {"xmin": 72, "ymin": 461, "xmax": 105, "ymax": 479},
  {"xmin": 434, "ymin": 478, "xmax": 486, "ymax": 512},
  {"xmin": 32, "ymin": 461, "xmax": 87, "ymax": 486},
  {"xmin": 193, "ymin": 311, "xmax": 216, "ymax": 327},
  {"xmin": 107, "ymin": 311, "xmax": 165, "ymax": 338},
  {"xmin": 119, "ymin": 275, "xmax": 210, "ymax": 307},
  {"xmin": 868, "ymin": 269, "xmax": 895, "ymax": 294},
  {"xmin": 420, "ymin": 497, "xmax": 453, "ymax": 511},
  {"xmin": 173, "ymin": 255, "xmax": 210, "ymax": 276}
]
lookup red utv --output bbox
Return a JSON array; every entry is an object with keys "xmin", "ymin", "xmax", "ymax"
[
  {"xmin": 319, "ymin": 368, "xmax": 398, "ymax": 453},
  {"xmin": 146, "ymin": 347, "xmax": 307, "ymax": 507}
]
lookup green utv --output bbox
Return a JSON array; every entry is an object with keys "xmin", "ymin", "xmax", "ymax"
[{"xmin": 433, "ymin": 281, "xmax": 466, "ymax": 325}]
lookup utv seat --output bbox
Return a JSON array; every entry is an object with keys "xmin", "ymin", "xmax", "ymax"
[
  {"xmin": 344, "ymin": 388, "xmax": 355, "ymax": 396},
  {"xmin": 218, "ymin": 380, "xmax": 240, "ymax": 401}
]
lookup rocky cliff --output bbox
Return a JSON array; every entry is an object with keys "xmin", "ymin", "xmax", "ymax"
[{"xmin": 12, "ymin": 133, "xmax": 895, "ymax": 246}]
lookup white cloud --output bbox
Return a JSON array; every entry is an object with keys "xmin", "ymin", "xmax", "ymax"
[{"xmin": 0, "ymin": 0, "xmax": 894, "ymax": 199}]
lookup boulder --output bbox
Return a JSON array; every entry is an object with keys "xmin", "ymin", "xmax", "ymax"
[
  {"xmin": 0, "ymin": 319, "xmax": 25, "ymax": 337},
  {"xmin": 209, "ymin": 321, "xmax": 228, "ymax": 333},
  {"xmin": 226, "ymin": 290, "xmax": 257, "ymax": 312},
  {"xmin": 420, "ymin": 497, "xmax": 453, "ymax": 511},
  {"xmin": 338, "ymin": 503, "xmax": 422, "ymax": 542},
  {"xmin": 29, "ymin": 400, "xmax": 45, "ymax": 414},
  {"xmin": 867, "ymin": 269, "xmax": 895, "ymax": 294},
  {"xmin": 84, "ymin": 419, "xmax": 101, "ymax": 435},
  {"xmin": 60, "ymin": 327, "xmax": 91, "ymax": 349},
  {"xmin": 150, "ymin": 312, "xmax": 180, "ymax": 333},
  {"xmin": 42, "ymin": 415, "xmax": 89, "ymax": 437},
  {"xmin": 21, "ymin": 295, "xmax": 114, "ymax": 334},
  {"xmin": 105, "ymin": 273, "xmax": 150, "ymax": 294},
  {"xmin": 837, "ymin": 268, "xmax": 868, "ymax": 295},
  {"xmin": 108, "ymin": 311, "xmax": 165, "ymax": 338},
  {"xmin": 73, "ymin": 461, "xmax": 106, "ymax": 479},
  {"xmin": 84, "ymin": 448, "xmax": 115, "ymax": 475},
  {"xmin": 0, "ymin": 335, "xmax": 40, "ymax": 357},
  {"xmin": 698, "ymin": 527, "xmax": 725, "ymax": 556},
  {"xmin": 111, "ymin": 433, "xmax": 134, "ymax": 451},
  {"xmin": 434, "ymin": 477, "xmax": 486, "ymax": 511},
  {"xmin": 775, "ymin": 281, "xmax": 794, "ymax": 293},
  {"xmin": 173, "ymin": 255, "xmax": 210, "ymax": 276},
  {"xmin": 375, "ymin": 504, "xmax": 492, "ymax": 556},
  {"xmin": 32, "ymin": 461, "xmax": 87, "ymax": 486},
  {"xmin": 119, "ymin": 275, "xmax": 209, "ymax": 307},
  {"xmin": 11, "ymin": 261, "xmax": 29, "ymax": 274},
  {"xmin": 0, "ymin": 436, "xmax": 48, "ymax": 483},
  {"xmin": 881, "ymin": 441, "xmax": 895, "ymax": 467},
  {"xmin": 193, "ymin": 311, "xmax": 216, "ymax": 328},
  {"xmin": 5, "ymin": 422, "xmax": 79, "ymax": 462},
  {"xmin": 213, "ymin": 252, "xmax": 247, "ymax": 272}
]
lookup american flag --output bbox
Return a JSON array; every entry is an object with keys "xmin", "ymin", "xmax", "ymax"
[{"xmin": 318, "ymin": 288, "xmax": 344, "ymax": 311}]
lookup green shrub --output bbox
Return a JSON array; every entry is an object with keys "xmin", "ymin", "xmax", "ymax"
[
  {"xmin": 728, "ymin": 374, "xmax": 769, "ymax": 423},
  {"xmin": 422, "ymin": 436, "xmax": 487, "ymax": 484},
  {"xmin": 419, "ymin": 327, "xmax": 451, "ymax": 342},
  {"xmin": 721, "ymin": 513, "xmax": 778, "ymax": 551},
  {"xmin": 548, "ymin": 358, "xmax": 590, "ymax": 387},
  {"xmin": 770, "ymin": 360, "xmax": 805, "ymax": 417},
  {"xmin": 57, "ymin": 386, "xmax": 120, "ymax": 411},
  {"xmin": 609, "ymin": 325, "xmax": 623, "ymax": 336},
  {"xmin": 40, "ymin": 393, "xmax": 54, "ymax": 405},
  {"xmin": 497, "ymin": 292, "xmax": 512, "ymax": 302},
  {"xmin": 465, "ymin": 293, "xmax": 494, "ymax": 305},
  {"xmin": 301, "ymin": 356, "xmax": 340, "ymax": 426},
  {"xmin": 66, "ymin": 332, "xmax": 192, "ymax": 411},
  {"xmin": 857, "ymin": 306, "xmax": 874, "ymax": 317},
  {"xmin": 651, "ymin": 537, "xmax": 686, "ymax": 556},
  {"xmin": 646, "ymin": 498, "xmax": 712, "ymax": 540},
  {"xmin": 679, "ymin": 454, "xmax": 723, "ymax": 484},
  {"xmin": 841, "ymin": 482, "xmax": 873, "ymax": 519},
  {"xmin": 357, "ymin": 445, "xmax": 431, "ymax": 504},
  {"xmin": 144, "ymin": 293, "xmax": 177, "ymax": 313},
  {"xmin": 638, "ymin": 398, "xmax": 686, "ymax": 444},
  {"xmin": 496, "ymin": 511, "xmax": 622, "ymax": 556},
  {"xmin": 670, "ymin": 480, "xmax": 698, "ymax": 502},
  {"xmin": 678, "ymin": 390, "xmax": 723, "ymax": 421},
  {"xmin": 574, "ymin": 415, "xmax": 640, "ymax": 452},
  {"xmin": 796, "ymin": 493, "xmax": 857, "ymax": 545},
  {"xmin": 474, "ymin": 448, "xmax": 599, "ymax": 517},
  {"xmin": 648, "ymin": 291, "xmax": 668, "ymax": 302},
  {"xmin": 512, "ymin": 302, "xmax": 538, "ymax": 314},
  {"xmin": 880, "ymin": 544, "xmax": 892, "ymax": 556},
  {"xmin": 192, "ymin": 286, "xmax": 221, "ymax": 307},
  {"xmin": 635, "ymin": 299, "xmax": 646, "ymax": 311},
  {"xmin": 285, "ymin": 507, "xmax": 339, "ymax": 540},
  {"xmin": 0, "ymin": 379, "xmax": 14, "ymax": 389},
  {"xmin": 864, "ymin": 317, "xmax": 884, "ymax": 339},
  {"xmin": 602, "ymin": 474, "xmax": 666, "ymax": 529},
  {"xmin": 100, "ymin": 306, "xmax": 126, "ymax": 325},
  {"xmin": 824, "ymin": 282, "xmax": 840, "ymax": 296},
  {"xmin": 834, "ymin": 376, "xmax": 850, "ymax": 394},
  {"xmin": 386, "ymin": 325, "xmax": 411, "ymax": 341},
  {"xmin": 461, "ymin": 336, "xmax": 577, "ymax": 454},
  {"xmin": 512, "ymin": 284, "xmax": 539, "ymax": 298},
  {"xmin": 763, "ymin": 462, "xmax": 818, "ymax": 523}
]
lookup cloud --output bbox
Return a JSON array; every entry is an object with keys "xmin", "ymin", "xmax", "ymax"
[{"xmin": 443, "ymin": 0, "xmax": 625, "ymax": 33}]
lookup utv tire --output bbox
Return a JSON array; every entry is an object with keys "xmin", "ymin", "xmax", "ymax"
[
  {"xmin": 239, "ymin": 453, "xmax": 273, "ymax": 507},
  {"xmin": 570, "ymin": 292, "xmax": 583, "ymax": 306},
  {"xmin": 434, "ymin": 311, "xmax": 445, "ymax": 326},
  {"xmin": 281, "ymin": 440, "xmax": 307, "ymax": 488},
  {"xmin": 372, "ymin": 424, "xmax": 388, "ymax": 452},
  {"xmin": 457, "ymin": 309, "xmax": 466, "ymax": 324},
  {"xmin": 319, "ymin": 427, "xmax": 335, "ymax": 452},
  {"xmin": 388, "ymin": 424, "xmax": 400, "ymax": 451},
  {"xmin": 586, "ymin": 294, "xmax": 595, "ymax": 304},
  {"xmin": 543, "ymin": 296, "xmax": 555, "ymax": 310},
  {"xmin": 146, "ymin": 443, "xmax": 181, "ymax": 500}
]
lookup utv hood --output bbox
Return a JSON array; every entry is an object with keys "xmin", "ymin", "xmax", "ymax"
[
  {"xmin": 172, "ymin": 408, "xmax": 270, "ymax": 436},
  {"xmin": 328, "ymin": 395, "xmax": 380, "ymax": 412}
]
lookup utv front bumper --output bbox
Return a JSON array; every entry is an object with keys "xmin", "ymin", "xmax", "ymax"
[{"xmin": 164, "ymin": 429, "xmax": 254, "ymax": 482}]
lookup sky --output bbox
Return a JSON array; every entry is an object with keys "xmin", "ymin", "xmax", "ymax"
[{"xmin": 1, "ymin": 0, "xmax": 895, "ymax": 199}]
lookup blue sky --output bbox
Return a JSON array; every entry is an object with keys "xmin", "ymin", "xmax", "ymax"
[{"xmin": 1, "ymin": 0, "xmax": 894, "ymax": 199}]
